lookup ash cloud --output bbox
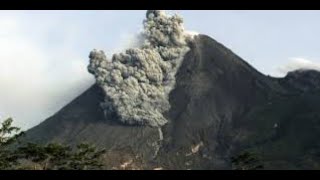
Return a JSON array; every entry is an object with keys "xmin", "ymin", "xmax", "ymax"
[{"xmin": 88, "ymin": 10, "xmax": 193, "ymax": 127}]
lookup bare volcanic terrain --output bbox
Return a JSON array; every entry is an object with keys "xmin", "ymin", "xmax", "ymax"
[{"xmin": 23, "ymin": 34, "xmax": 320, "ymax": 170}]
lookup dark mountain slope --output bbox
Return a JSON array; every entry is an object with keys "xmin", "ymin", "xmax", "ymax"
[
  {"xmin": 24, "ymin": 84, "xmax": 161, "ymax": 162},
  {"xmin": 25, "ymin": 35, "xmax": 320, "ymax": 169}
]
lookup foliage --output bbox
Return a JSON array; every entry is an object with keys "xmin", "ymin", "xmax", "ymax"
[
  {"xmin": 0, "ymin": 118, "xmax": 24, "ymax": 169},
  {"xmin": 68, "ymin": 143, "xmax": 106, "ymax": 170},
  {"xmin": 231, "ymin": 151, "xmax": 264, "ymax": 170},
  {"xmin": 17, "ymin": 142, "xmax": 105, "ymax": 170},
  {"xmin": 17, "ymin": 142, "xmax": 71, "ymax": 170},
  {"xmin": 0, "ymin": 117, "xmax": 106, "ymax": 170}
]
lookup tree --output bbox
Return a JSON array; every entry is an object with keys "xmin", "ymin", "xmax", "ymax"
[
  {"xmin": 0, "ymin": 118, "xmax": 106, "ymax": 170},
  {"xmin": 231, "ymin": 151, "xmax": 264, "ymax": 170},
  {"xmin": 44, "ymin": 143, "xmax": 72, "ymax": 170},
  {"xmin": 68, "ymin": 143, "xmax": 106, "ymax": 170},
  {"xmin": 17, "ymin": 142, "xmax": 72, "ymax": 170},
  {"xmin": 17, "ymin": 142, "xmax": 106, "ymax": 170},
  {"xmin": 0, "ymin": 118, "xmax": 24, "ymax": 169}
]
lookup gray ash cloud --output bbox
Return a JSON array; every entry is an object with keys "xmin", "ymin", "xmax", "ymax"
[{"xmin": 88, "ymin": 10, "xmax": 194, "ymax": 127}]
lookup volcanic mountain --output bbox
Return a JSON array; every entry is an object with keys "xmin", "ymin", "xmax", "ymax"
[{"xmin": 23, "ymin": 34, "xmax": 320, "ymax": 170}]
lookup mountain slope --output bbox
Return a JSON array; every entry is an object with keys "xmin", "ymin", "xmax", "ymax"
[{"xmin": 25, "ymin": 35, "xmax": 320, "ymax": 169}]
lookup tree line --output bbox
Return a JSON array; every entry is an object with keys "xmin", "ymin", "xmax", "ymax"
[
  {"xmin": 0, "ymin": 117, "xmax": 264, "ymax": 170},
  {"xmin": 0, "ymin": 118, "xmax": 106, "ymax": 170}
]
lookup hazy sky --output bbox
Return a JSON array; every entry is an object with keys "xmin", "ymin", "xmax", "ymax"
[{"xmin": 1, "ymin": 10, "xmax": 320, "ymax": 130}]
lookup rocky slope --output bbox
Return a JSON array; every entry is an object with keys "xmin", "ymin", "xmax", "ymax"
[{"xmin": 24, "ymin": 35, "xmax": 320, "ymax": 170}]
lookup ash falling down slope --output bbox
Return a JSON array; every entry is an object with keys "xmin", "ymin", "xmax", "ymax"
[{"xmin": 25, "ymin": 11, "xmax": 320, "ymax": 170}]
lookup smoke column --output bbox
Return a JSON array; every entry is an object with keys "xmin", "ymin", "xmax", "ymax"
[{"xmin": 88, "ymin": 10, "xmax": 193, "ymax": 127}]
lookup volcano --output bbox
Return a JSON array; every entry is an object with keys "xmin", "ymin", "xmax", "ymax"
[{"xmin": 24, "ymin": 14, "xmax": 320, "ymax": 170}]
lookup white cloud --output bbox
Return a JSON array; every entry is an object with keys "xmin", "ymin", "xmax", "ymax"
[
  {"xmin": 0, "ymin": 14, "xmax": 94, "ymax": 130},
  {"xmin": 273, "ymin": 57, "xmax": 320, "ymax": 77}
]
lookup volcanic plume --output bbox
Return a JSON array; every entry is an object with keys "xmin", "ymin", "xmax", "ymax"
[
  {"xmin": 24, "ymin": 10, "xmax": 320, "ymax": 170},
  {"xmin": 88, "ymin": 10, "xmax": 192, "ymax": 127}
]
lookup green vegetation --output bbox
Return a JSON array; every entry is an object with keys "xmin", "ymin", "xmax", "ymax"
[
  {"xmin": 0, "ymin": 117, "xmax": 106, "ymax": 170},
  {"xmin": 67, "ymin": 143, "xmax": 106, "ymax": 170},
  {"xmin": 231, "ymin": 151, "xmax": 264, "ymax": 170},
  {"xmin": 0, "ymin": 118, "xmax": 24, "ymax": 169}
]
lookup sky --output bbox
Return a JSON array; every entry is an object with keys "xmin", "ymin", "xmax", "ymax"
[{"xmin": 1, "ymin": 10, "xmax": 320, "ymax": 130}]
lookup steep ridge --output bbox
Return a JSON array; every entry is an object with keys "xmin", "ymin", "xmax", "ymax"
[{"xmin": 25, "ymin": 35, "xmax": 320, "ymax": 169}]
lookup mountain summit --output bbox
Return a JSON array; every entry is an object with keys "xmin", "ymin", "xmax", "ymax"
[{"xmin": 24, "ymin": 11, "xmax": 320, "ymax": 170}]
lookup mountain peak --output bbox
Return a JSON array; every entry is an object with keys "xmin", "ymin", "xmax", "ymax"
[
  {"xmin": 24, "ymin": 11, "xmax": 320, "ymax": 170},
  {"xmin": 25, "ymin": 34, "xmax": 279, "ymax": 169}
]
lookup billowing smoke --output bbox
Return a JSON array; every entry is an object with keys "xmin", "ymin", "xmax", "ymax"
[{"xmin": 88, "ymin": 10, "xmax": 193, "ymax": 127}]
